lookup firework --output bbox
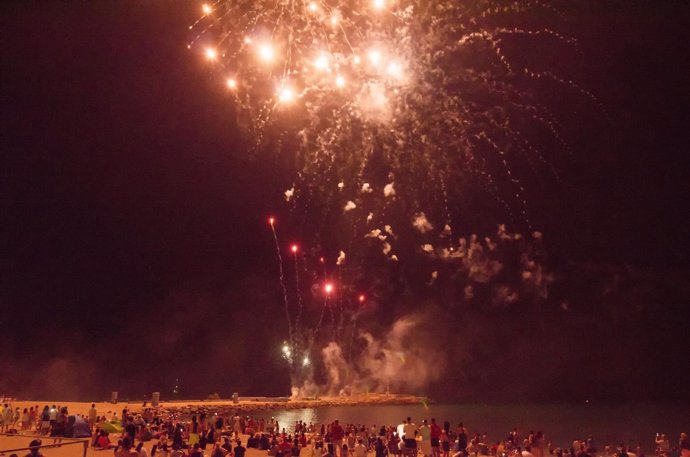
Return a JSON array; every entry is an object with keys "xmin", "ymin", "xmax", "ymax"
[
  {"xmin": 190, "ymin": 0, "xmax": 590, "ymax": 396},
  {"xmin": 190, "ymin": 0, "xmax": 588, "ymax": 233}
]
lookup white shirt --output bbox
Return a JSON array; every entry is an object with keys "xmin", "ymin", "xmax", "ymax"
[{"xmin": 403, "ymin": 423, "xmax": 417, "ymax": 440}]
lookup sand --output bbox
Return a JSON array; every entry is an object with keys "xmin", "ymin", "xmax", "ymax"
[{"xmin": 0, "ymin": 433, "xmax": 273, "ymax": 457}]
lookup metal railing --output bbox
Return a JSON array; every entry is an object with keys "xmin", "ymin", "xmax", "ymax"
[{"xmin": 0, "ymin": 433, "xmax": 89, "ymax": 457}]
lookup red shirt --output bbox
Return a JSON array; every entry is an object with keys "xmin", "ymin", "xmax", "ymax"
[
  {"xmin": 279, "ymin": 441, "xmax": 292, "ymax": 454},
  {"xmin": 430, "ymin": 424, "xmax": 441, "ymax": 440},
  {"xmin": 331, "ymin": 424, "xmax": 344, "ymax": 441}
]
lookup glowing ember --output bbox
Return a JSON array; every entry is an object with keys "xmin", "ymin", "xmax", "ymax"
[
  {"xmin": 277, "ymin": 85, "xmax": 295, "ymax": 103},
  {"xmin": 257, "ymin": 44, "xmax": 274, "ymax": 63}
]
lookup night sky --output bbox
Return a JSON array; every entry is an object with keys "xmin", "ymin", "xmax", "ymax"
[{"xmin": 1, "ymin": 1, "xmax": 689, "ymax": 401}]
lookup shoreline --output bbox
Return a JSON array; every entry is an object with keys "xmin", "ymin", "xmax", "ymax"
[{"xmin": 5, "ymin": 394, "xmax": 429, "ymax": 418}]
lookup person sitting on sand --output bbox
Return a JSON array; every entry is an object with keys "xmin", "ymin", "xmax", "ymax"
[
  {"xmin": 235, "ymin": 440, "xmax": 247, "ymax": 457},
  {"xmin": 96, "ymin": 430, "xmax": 113, "ymax": 449},
  {"xmin": 115, "ymin": 437, "xmax": 140, "ymax": 457},
  {"xmin": 353, "ymin": 439, "xmax": 367, "ymax": 457},
  {"xmin": 222, "ymin": 437, "xmax": 234, "ymax": 454},
  {"xmin": 189, "ymin": 443, "xmax": 203, "ymax": 457},
  {"xmin": 23, "ymin": 439, "xmax": 44, "ymax": 457},
  {"xmin": 170, "ymin": 444, "xmax": 185, "ymax": 457},
  {"xmin": 212, "ymin": 442, "xmax": 228, "ymax": 457},
  {"xmin": 136, "ymin": 442, "xmax": 149, "ymax": 457},
  {"xmin": 522, "ymin": 446, "xmax": 536, "ymax": 457},
  {"xmin": 260, "ymin": 433, "xmax": 271, "ymax": 450}
]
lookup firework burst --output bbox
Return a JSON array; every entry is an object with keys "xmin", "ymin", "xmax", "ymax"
[
  {"xmin": 189, "ymin": 0, "xmax": 591, "ymax": 233},
  {"xmin": 189, "ymin": 0, "xmax": 592, "ymax": 394}
]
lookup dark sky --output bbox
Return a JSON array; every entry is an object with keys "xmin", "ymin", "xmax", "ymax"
[{"xmin": 1, "ymin": 1, "xmax": 689, "ymax": 400}]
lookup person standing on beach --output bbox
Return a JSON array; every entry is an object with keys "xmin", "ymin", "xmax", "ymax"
[
  {"xmin": 2, "ymin": 404, "xmax": 12, "ymax": 432},
  {"xmin": 21, "ymin": 408, "xmax": 30, "ymax": 430},
  {"xmin": 430, "ymin": 419, "xmax": 442, "ymax": 457},
  {"xmin": 88, "ymin": 404, "xmax": 97, "ymax": 430},
  {"xmin": 233, "ymin": 413, "xmax": 241, "ymax": 436},
  {"xmin": 331, "ymin": 420, "xmax": 345, "ymax": 457},
  {"xmin": 374, "ymin": 437, "xmax": 388, "ymax": 457},
  {"xmin": 680, "ymin": 433, "xmax": 690, "ymax": 457},
  {"xmin": 419, "ymin": 420, "xmax": 432, "ymax": 457},
  {"xmin": 39, "ymin": 407, "xmax": 50, "ymax": 435},
  {"xmin": 440, "ymin": 430, "xmax": 450, "ymax": 457},
  {"xmin": 403, "ymin": 417, "xmax": 417, "ymax": 457},
  {"xmin": 29, "ymin": 407, "xmax": 37, "ymax": 431},
  {"xmin": 456, "ymin": 424, "xmax": 467, "ymax": 456}
]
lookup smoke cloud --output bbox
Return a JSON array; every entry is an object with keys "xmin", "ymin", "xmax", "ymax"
[{"xmin": 293, "ymin": 314, "xmax": 443, "ymax": 397}]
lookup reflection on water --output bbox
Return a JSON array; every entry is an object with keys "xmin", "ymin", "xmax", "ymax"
[{"xmin": 249, "ymin": 403, "xmax": 689, "ymax": 450}]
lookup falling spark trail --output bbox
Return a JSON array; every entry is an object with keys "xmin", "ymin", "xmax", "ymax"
[
  {"xmin": 310, "ymin": 295, "xmax": 330, "ymax": 352},
  {"xmin": 270, "ymin": 221, "xmax": 293, "ymax": 351},
  {"xmin": 348, "ymin": 311, "xmax": 358, "ymax": 363},
  {"xmin": 329, "ymin": 300, "xmax": 336, "ymax": 342},
  {"xmin": 293, "ymin": 249, "xmax": 305, "ymax": 342},
  {"xmin": 336, "ymin": 264, "xmax": 345, "ymax": 341}
]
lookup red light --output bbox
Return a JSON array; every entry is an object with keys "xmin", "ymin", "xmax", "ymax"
[
  {"xmin": 319, "ymin": 257, "xmax": 324, "ymax": 263},
  {"xmin": 291, "ymin": 244, "xmax": 298, "ymax": 253},
  {"xmin": 358, "ymin": 294, "xmax": 366, "ymax": 303},
  {"xmin": 324, "ymin": 283, "xmax": 334, "ymax": 294},
  {"xmin": 268, "ymin": 217, "xmax": 275, "ymax": 225}
]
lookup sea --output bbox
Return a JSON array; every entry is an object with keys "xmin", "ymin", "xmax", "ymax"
[{"xmin": 249, "ymin": 403, "xmax": 689, "ymax": 450}]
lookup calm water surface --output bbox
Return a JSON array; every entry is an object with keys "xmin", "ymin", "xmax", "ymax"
[{"xmin": 252, "ymin": 403, "xmax": 689, "ymax": 450}]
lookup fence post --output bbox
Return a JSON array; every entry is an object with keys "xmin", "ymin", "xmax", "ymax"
[{"xmin": 84, "ymin": 439, "xmax": 89, "ymax": 457}]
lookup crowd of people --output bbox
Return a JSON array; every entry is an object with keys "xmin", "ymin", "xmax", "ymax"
[{"xmin": 1, "ymin": 404, "xmax": 688, "ymax": 457}]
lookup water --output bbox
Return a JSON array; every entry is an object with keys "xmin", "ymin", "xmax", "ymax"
[{"xmin": 251, "ymin": 403, "xmax": 689, "ymax": 450}]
